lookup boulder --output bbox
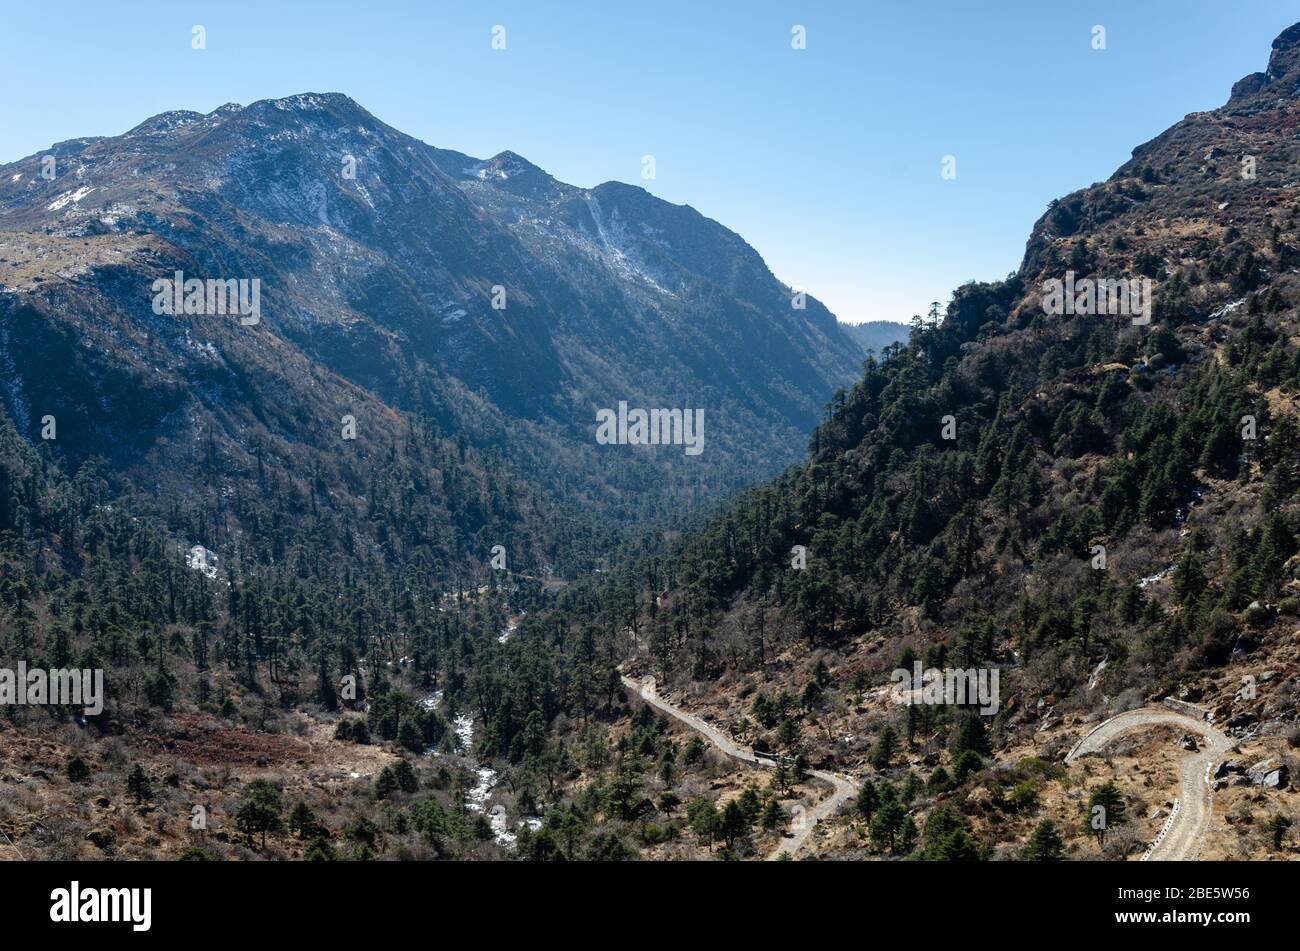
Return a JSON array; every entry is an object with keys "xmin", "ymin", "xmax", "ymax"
[
  {"xmin": 1214, "ymin": 760, "xmax": 1246, "ymax": 779},
  {"xmin": 1245, "ymin": 758, "xmax": 1289, "ymax": 789},
  {"xmin": 1178, "ymin": 734, "xmax": 1199, "ymax": 751},
  {"xmin": 1226, "ymin": 712, "xmax": 1257, "ymax": 730}
]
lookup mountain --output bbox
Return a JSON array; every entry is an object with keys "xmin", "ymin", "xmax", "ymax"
[
  {"xmin": 0, "ymin": 93, "xmax": 863, "ymax": 571},
  {"xmin": 839, "ymin": 320, "xmax": 910, "ymax": 357},
  {"xmin": 565, "ymin": 21, "xmax": 1300, "ymax": 860},
  {"xmin": 10, "ymin": 21, "xmax": 1300, "ymax": 864},
  {"xmin": 0, "ymin": 92, "xmax": 865, "ymax": 861}
]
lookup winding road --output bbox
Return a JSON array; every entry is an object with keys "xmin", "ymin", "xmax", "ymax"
[
  {"xmin": 1065, "ymin": 707, "xmax": 1232, "ymax": 861},
  {"xmin": 626, "ymin": 678, "xmax": 1232, "ymax": 860},
  {"xmin": 621, "ymin": 674, "xmax": 857, "ymax": 859}
]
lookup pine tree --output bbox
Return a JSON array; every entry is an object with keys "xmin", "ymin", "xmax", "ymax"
[
  {"xmin": 870, "ymin": 725, "xmax": 897, "ymax": 770},
  {"xmin": 921, "ymin": 806, "xmax": 981, "ymax": 861},
  {"xmin": 346, "ymin": 816, "xmax": 379, "ymax": 849},
  {"xmin": 375, "ymin": 766, "xmax": 398, "ymax": 800},
  {"xmin": 66, "ymin": 754, "xmax": 90, "ymax": 784},
  {"xmin": 953, "ymin": 749, "xmax": 983, "ymax": 783},
  {"xmin": 1024, "ymin": 820, "xmax": 1064, "ymax": 860},
  {"xmin": 870, "ymin": 800, "xmax": 906, "ymax": 853},
  {"xmin": 234, "ymin": 779, "xmax": 284, "ymax": 850},
  {"xmin": 899, "ymin": 814, "xmax": 918, "ymax": 854},
  {"xmin": 393, "ymin": 758, "xmax": 420, "ymax": 794},
  {"xmin": 926, "ymin": 766, "xmax": 952, "ymax": 793},
  {"xmin": 772, "ymin": 759, "xmax": 792, "ymax": 794},
  {"xmin": 126, "ymin": 763, "xmax": 152, "ymax": 804},
  {"xmin": 687, "ymin": 798, "xmax": 720, "ymax": 850},
  {"xmin": 288, "ymin": 801, "xmax": 320, "ymax": 839},
  {"xmin": 1085, "ymin": 782, "xmax": 1127, "ymax": 843},
  {"xmin": 931, "ymin": 827, "xmax": 980, "ymax": 861},
  {"xmin": 304, "ymin": 836, "xmax": 337, "ymax": 861},
  {"xmin": 953, "ymin": 714, "xmax": 990, "ymax": 757},
  {"xmin": 856, "ymin": 780, "xmax": 879, "ymax": 819},
  {"xmin": 721, "ymin": 799, "xmax": 749, "ymax": 847}
]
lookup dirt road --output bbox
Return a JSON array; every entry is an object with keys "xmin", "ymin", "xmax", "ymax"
[
  {"xmin": 1065, "ymin": 707, "xmax": 1232, "ymax": 860},
  {"xmin": 621, "ymin": 674, "xmax": 857, "ymax": 859}
]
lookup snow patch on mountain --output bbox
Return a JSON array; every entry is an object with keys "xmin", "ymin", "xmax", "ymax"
[
  {"xmin": 352, "ymin": 182, "xmax": 376, "ymax": 210},
  {"xmin": 46, "ymin": 186, "xmax": 95, "ymax": 211},
  {"xmin": 582, "ymin": 193, "xmax": 675, "ymax": 296}
]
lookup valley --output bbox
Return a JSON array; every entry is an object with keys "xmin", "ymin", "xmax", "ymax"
[{"xmin": 0, "ymin": 13, "xmax": 1298, "ymax": 875}]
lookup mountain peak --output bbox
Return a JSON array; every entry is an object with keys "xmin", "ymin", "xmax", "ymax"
[
  {"xmin": 124, "ymin": 109, "xmax": 207, "ymax": 137},
  {"xmin": 121, "ymin": 93, "xmax": 371, "ymax": 142},
  {"xmin": 239, "ymin": 92, "xmax": 376, "ymax": 126},
  {"xmin": 481, "ymin": 150, "xmax": 545, "ymax": 178},
  {"xmin": 457, "ymin": 149, "xmax": 566, "ymax": 200},
  {"xmin": 263, "ymin": 91, "xmax": 360, "ymax": 111}
]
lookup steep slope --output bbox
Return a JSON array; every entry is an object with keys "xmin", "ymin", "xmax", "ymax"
[
  {"xmin": 0, "ymin": 93, "xmax": 865, "ymax": 862},
  {"xmin": 0, "ymin": 93, "xmax": 862, "ymax": 539},
  {"xmin": 565, "ymin": 22, "xmax": 1300, "ymax": 860}
]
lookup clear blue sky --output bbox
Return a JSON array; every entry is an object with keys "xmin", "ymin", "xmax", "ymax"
[{"xmin": 2, "ymin": 1, "xmax": 1297, "ymax": 324}]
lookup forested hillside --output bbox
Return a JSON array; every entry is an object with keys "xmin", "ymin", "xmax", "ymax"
[
  {"xmin": 0, "ymin": 91, "xmax": 863, "ymax": 861},
  {"xmin": 0, "ymin": 93, "xmax": 862, "ymax": 540},
  {"xmin": 530, "ymin": 22, "xmax": 1300, "ymax": 860},
  {"xmin": 4, "ymin": 28, "xmax": 1300, "ymax": 864}
]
